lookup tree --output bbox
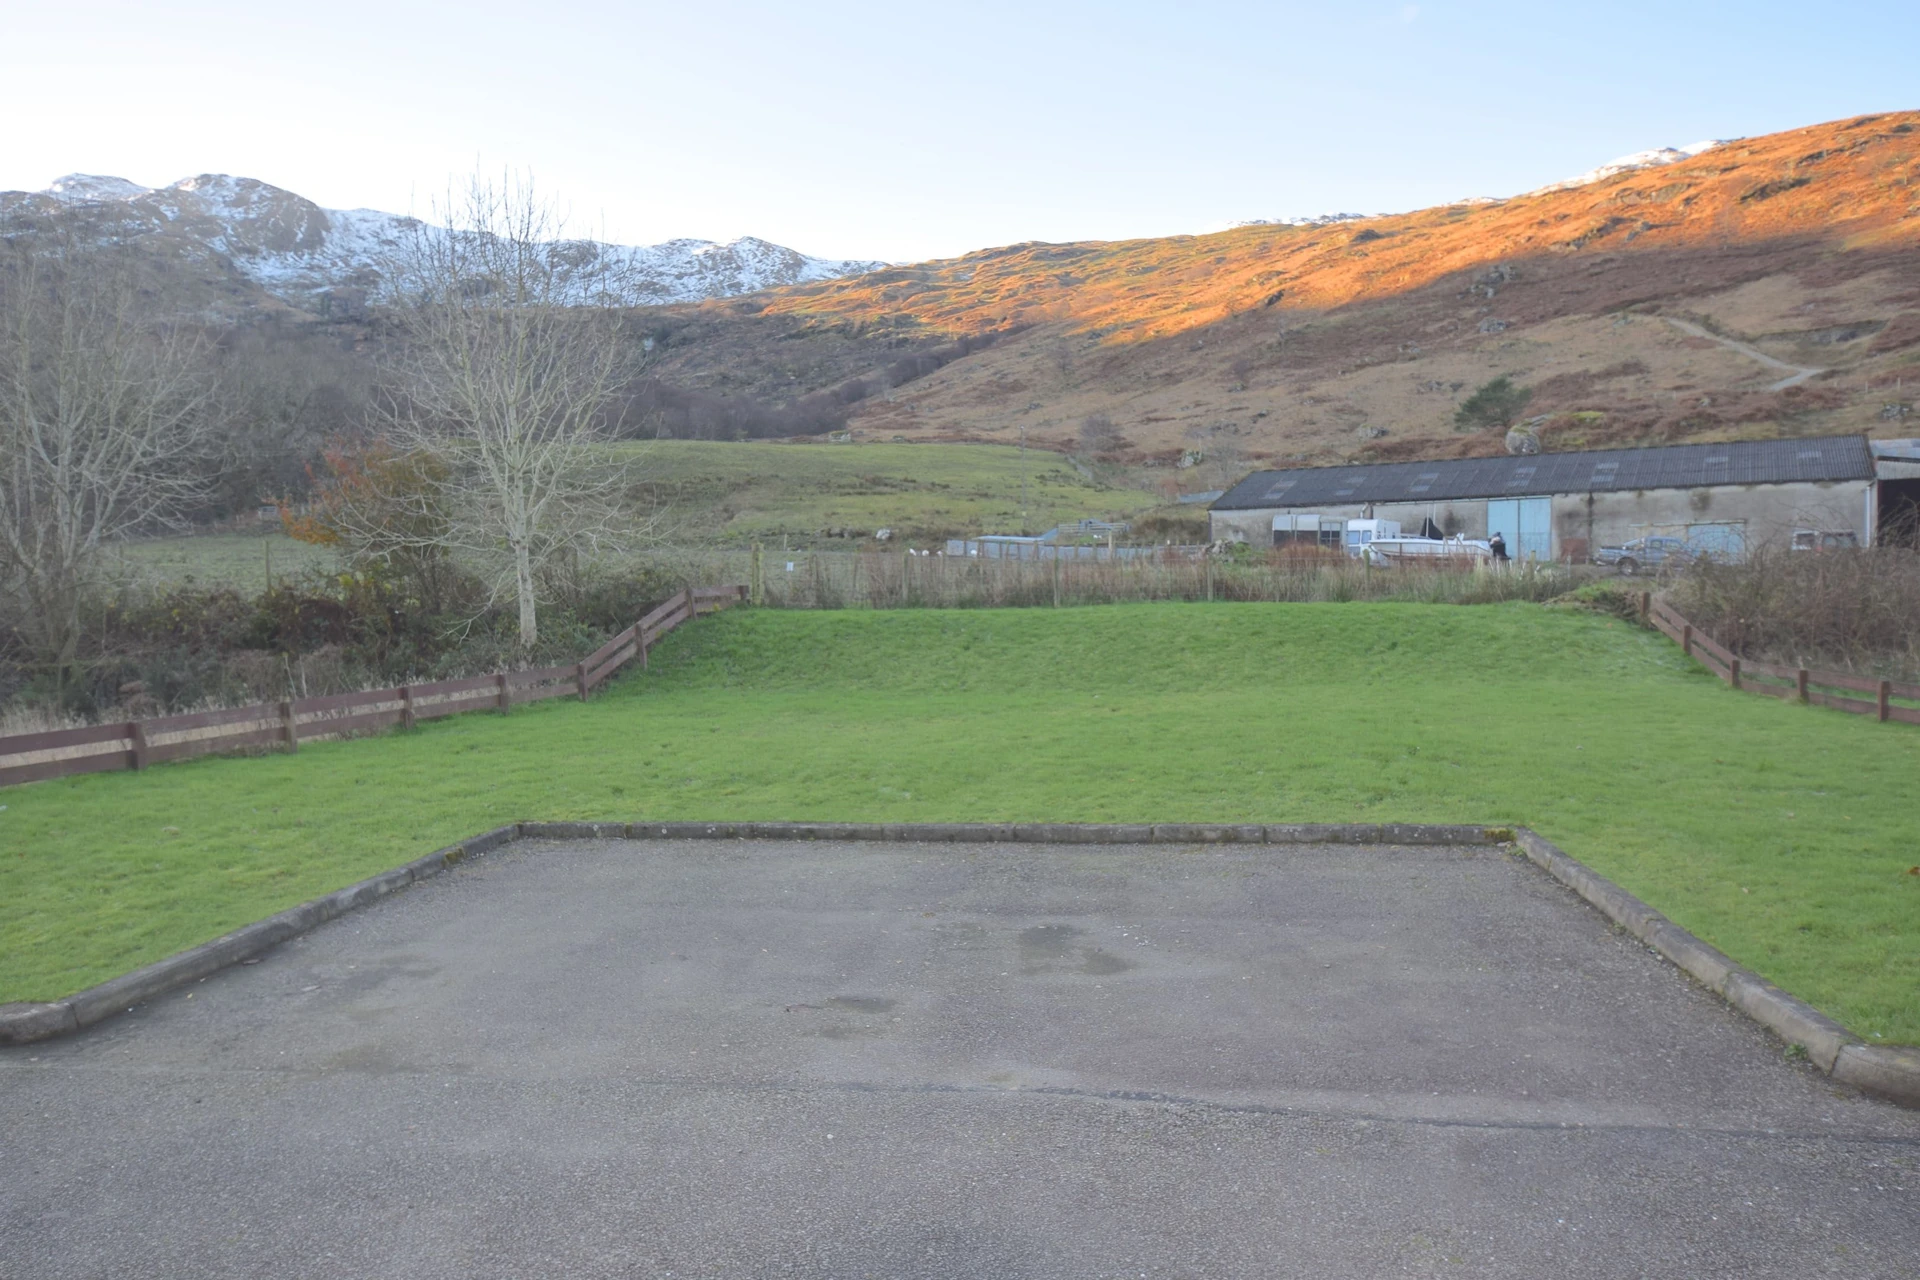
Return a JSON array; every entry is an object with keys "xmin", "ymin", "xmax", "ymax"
[
  {"xmin": 1080, "ymin": 412, "xmax": 1126, "ymax": 457},
  {"xmin": 283, "ymin": 437, "xmax": 465, "ymax": 607},
  {"xmin": 1454, "ymin": 375, "xmax": 1533, "ymax": 432},
  {"xmin": 379, "ymin": 173, "xmax": 640, "ymax": 648},
  {"xmin": 0, "ymin": 235, "xmax": 215, "ymax": 676}
]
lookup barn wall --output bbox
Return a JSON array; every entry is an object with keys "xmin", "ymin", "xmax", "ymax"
[{"xmin": 1209, "ymin": 480, "xmax": 1874, "ymax": 555}]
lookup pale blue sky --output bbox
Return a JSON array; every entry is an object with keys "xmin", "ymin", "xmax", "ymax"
[{"xmin": 3, "ymin": 1, "xmax": 1913, "ymax": 262}]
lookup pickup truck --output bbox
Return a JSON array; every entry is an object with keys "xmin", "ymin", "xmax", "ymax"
[{"xmin": 1593, "ymin": 535, "xmax": 1688, "ymax": 575}]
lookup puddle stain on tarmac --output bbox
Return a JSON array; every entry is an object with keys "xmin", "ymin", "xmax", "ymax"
[{"xmin": 1018, "ymin": 924, "xmax": 1135, "ymax": 977}]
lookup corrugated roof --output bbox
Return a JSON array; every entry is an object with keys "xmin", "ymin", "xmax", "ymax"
[{"xmin": 1211, "ymin": 435, "xmax": 1875, "ymax": 511}]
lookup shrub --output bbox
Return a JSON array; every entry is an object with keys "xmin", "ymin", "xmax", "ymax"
[
  {"xmin": 1454, "ymin": 376, "xmax": 1533, "ymax": 432},
  {"xmin": 1668, "ymin": 546, "xmax": 1920, "ymax": 678}
]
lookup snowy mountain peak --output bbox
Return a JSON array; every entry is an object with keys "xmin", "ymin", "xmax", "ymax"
[
  {"xmin": 7, "ymin": 173, "xmax": 883, "ymax": 310},
  {"xmin": 1234, "ymin": 212, "xmax": 1376, "ymax": 229},
  {"xmin": 1526, "ymin": 140, "xmax": 1724, "ymax": 196},
  {"xmin": 45, "ymin": 174, "xmax": 153, "ymax": 202}
]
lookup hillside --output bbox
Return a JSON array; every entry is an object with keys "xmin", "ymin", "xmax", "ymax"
[
  {"xmin": 0, "ymin": 173, "xmax": 882, "ymax": 314},
  {"xmin": 650, "ymin": 112, "xmax": 1920, "ymax": 474}
]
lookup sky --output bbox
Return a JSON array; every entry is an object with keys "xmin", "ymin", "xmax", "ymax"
[{"xmin": 3, "ymin": 1, "xmax": 1916, "ymax": 264}]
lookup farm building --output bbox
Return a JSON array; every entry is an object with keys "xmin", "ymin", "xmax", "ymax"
[{"xmin": 1209, "ymin": 434, "xmax": 1901, "ymax": 561}]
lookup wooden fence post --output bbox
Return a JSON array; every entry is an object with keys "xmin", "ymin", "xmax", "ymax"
[
  {"xmin": 1880, "ymin": 680, "xmax": 1893, "ymax": 723},
  {"xmin": 638, "ymin": 627, "xmax": 649, "ymax": 670},
  {"xmin": 1638, "ymin": 592, "xmax": 1650, "ymax": 625},
  {"xmin": 496, "ymin": 673, "xmax": 510, "ymax": 714},
  {"xmin": 1681, "ymin": 624, "xmax": 1692, "ymax": 659},
  {"xmin": 575, "ymin": 661, "xmax": 589, "ymax": 702},
  {"xmin": 1796, "ymin": 668, "xmax": 1809, "ymax": 703},
  {"xmin": 400, "ymin": 684, "xmax": 416, "ymax": 730},
  {"xmin": 129, "ymin": 719, "xmax": 148, "ymax": 772},
  {"xmin": 280, "ymin": 701, "xmax": 299, "ymax": 754},
  {"xmin": 1729, "ymin": 657, "xmax": 1741, "ymax": 690}
]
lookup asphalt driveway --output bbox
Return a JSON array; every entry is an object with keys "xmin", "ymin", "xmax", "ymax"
[{"xmin": 4, "ymin": 837, "xmax": 1916, "ymax": 1278}]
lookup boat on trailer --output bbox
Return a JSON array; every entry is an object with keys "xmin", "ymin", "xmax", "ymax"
[{"xmin": 1362, "ymin": 535, "xmax": 1493, "ymax": 566}]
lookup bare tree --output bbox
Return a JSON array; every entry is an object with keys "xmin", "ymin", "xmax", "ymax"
[
  {"xmin": 380, "ymin": 173, "xmax": 639, "ymax": 648},
  {"xmin": 1079, "ymin": 412, "xmax": 1126, "ymax": 457},
  {"xmin": 0, "ymin": 235, "xmax": 215, "ymax": 675}
]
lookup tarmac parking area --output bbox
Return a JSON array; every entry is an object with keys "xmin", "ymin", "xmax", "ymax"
[{"xmin": 4, "ymin": 837, "xmax": 1917, "ymax": 1279}]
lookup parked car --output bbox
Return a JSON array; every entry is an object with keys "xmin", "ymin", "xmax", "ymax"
[
  {"xmin": 1790, "ymin": 529, "xmax": 1860, "ymax": 553},
  {"xmin": 1597, "ymin": 534, "xmax": 1741, "ymax": 574},
  {"xmin": 1595, "ymin": 535, "xmax": 1685, "ymax": 574}
]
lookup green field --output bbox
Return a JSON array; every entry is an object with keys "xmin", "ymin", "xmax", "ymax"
[
  {"xmin": 107, "ymin": 532, "xmax": 340, "ymax": 592},
  {"xmin": 3, "ymin": 603, "xmax": 1915, "ymax": 1043},
  {"xmin": 107, "ymin": 440, "xmax": 1165, "ymax": 587},
  {"xmin": 625, "ymin": 439, "xmax": 1161, "ymax": 543}
]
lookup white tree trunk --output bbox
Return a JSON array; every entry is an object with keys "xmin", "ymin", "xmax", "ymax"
[{"xmin": 513, "ymin": 539, "xmax": 537, "ymax": 649}]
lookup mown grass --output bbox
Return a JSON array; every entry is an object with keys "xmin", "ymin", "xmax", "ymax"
[{"xmin": 3, "ymin": 603, "xmax": 1915, "ymax": 1043}]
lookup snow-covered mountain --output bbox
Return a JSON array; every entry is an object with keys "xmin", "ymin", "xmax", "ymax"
[
  {"xmin": 1229, "ymin": 142, "xmax": 1731, "ymax": 230},
  {"xmin": 1524, "ymin": 140, "xmax": 1724, "ymax": 196},
  {"xmin": 3, "ymin": 173, "xmax": 883, "ymax": 309}
]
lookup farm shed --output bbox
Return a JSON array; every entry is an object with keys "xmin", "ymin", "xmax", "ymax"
[
  {"xmin": 1872, "ymin": 438, "xmax": 1920, "ymax": 546},
  {"xmin": 1209, "ymin": 435, "xmax": 1884, "ymax": 561}
]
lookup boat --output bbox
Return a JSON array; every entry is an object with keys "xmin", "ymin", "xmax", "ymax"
[{"xmin": 1362, "ymin": 535, "xmax": 1493, "ymax": 566}]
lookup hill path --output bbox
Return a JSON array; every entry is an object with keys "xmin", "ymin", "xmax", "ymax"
[{"xmin": 1660, "ymin": 315, "xmax": 1826, "ymax": 391}]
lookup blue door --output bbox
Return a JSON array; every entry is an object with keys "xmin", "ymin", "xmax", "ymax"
[{"xmin": 1486, "ymin": 498, "xmax": 1552, "ymax": 561}]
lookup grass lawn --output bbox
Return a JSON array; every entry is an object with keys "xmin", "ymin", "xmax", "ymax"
[{"xmin": 3, "ymin": 602, "xmax": 1915, "ymax": 1044}]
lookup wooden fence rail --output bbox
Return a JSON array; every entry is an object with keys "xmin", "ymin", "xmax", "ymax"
[
  {"xmin": 1642, "ymin": 592, "xmax": 1919, "ymax": 726},
  {"xmin": 0, "ymin": 585, "xmax": 747, "ymax": 789}
]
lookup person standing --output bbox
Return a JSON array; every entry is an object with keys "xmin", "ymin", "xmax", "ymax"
[{"xmin": 1489, "ymin": 531, "xmax": 1509, "ymax": 563}]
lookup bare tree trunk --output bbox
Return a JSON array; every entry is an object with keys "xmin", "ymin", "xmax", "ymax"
[{"xmin": 512, "ymin": 539, "xmax": 538, "ymax": 648}]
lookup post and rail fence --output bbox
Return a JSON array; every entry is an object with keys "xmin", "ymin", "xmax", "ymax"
[
  {"xmin": 1639, "ymin": 591, "xmax": 1919, "ymax": 726},
  {"xmin": 4, "ymin": 583, "xmax": 1905, "ymax": 789},
  {"xmin": 0, "ymin": 585, "xmax": 747, "ymax": 789}
]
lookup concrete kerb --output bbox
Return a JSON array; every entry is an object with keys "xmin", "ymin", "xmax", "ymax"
[
  {"xmin": 2, "ymin": 820, "xmax": 1914, "ymax": 1110},
  {"xmin": 1507, "ymin": 827, "xmax": 1915, "ymax": 1106},
  {"xmin": 0, "ymin": 823, "xmax": 517, "ymax": 1049}
]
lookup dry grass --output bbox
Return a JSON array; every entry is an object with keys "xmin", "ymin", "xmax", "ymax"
[
  {"xmin": 658, "ymin": 111, "xmax": 1920, "ymax": 467},
  {"xmin": 1669, "ymin": 548, "xmax": 1920, "ymax": 681},
  {"xmin": 755, "ymin": 551, "xmax": 1573, "ymax": 610}
]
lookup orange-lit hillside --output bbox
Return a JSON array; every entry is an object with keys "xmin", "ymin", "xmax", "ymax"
[
  {"xmin": 695, "ymin": 112, "xmax": 1920, "ymax": 471},
  {"xmin": 760, "ymin": 112, "xmax": 1920, "ymax": 340}
]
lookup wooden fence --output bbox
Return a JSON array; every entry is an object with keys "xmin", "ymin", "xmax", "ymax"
[
  {"xmin": 1642, "ymin": 593, "xmax": 1920, "ymax": 725},
  {"xmin": 0, "ymin": 585, "xmax": 747, "ymax": 789}
]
